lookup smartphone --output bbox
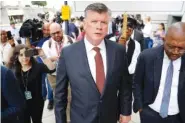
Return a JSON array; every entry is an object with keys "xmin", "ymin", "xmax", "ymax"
[
  {"xmin": 7, "ymin": 31, "xmax": 13, "ymax": 40},
  {"xmin": 25, "ymin": 49, "xmax": 39, "ymax": 57}
]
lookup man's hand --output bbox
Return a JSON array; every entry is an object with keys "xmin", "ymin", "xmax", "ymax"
[
  {"xmin": 139, "ymin": 109, "xmax": 142, "ymax": 113},
  {"xmin": 36, "ymin": 47, "xmax": 45, "ymax": 57},
  {"xmin": 118, "ymin": 36, "xmax": 127, "ymax": 46},
  {"xmin": 49, "ymin": 56, "xmax": 59, "ymax": 62},
  {"xmin": 8, "ymin": 39, "xmax": 15, "ymax": 47},
  {"xmin": 119, "ymin": 115, "xmax": 131, "ymax": 123}
]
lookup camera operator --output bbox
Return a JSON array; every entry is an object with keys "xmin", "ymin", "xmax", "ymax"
[
  {"xmin": 0, "ymin": 30, "xmax": 18, "ymax": 66},
  {"xmin": 37, "ymin": 22, "xmax": 50, "ymax": 47}
]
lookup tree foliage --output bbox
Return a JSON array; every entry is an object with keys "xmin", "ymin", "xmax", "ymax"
[{"xmin": 31, "ymin": 1, "xmax": 47, "ymax": 7}]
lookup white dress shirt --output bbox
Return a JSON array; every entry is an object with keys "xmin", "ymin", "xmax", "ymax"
[
  {"xmin": 84, "ymin": 37, "xmax": 107, "ymax": 83},
  {"xmin": 42, "ymin": 35, "xmax": 74, "ymax": 75},
  {"xmin": 142, "ymin": 22, "xmax": 152, "ymax": 38},
  {"xmin": 149, "ymin": 51, "xmax": 181, "ymax": 115},
  {"xmin": 0, "ymin": 42, "xmax": 12, "ymax": 65},
  {"xmin": 42, "ymin": 35, "xmax": 74, "ymax": 58},
  {"xmin": 131, "ymin": 30, "xmax": 135, "ymax": 39},
  {"xmin": 11, "ymin": 27, "xmax": 20, "ymax": 41},
  {"xmin": 126, "ymin": 39, "xmax": 141, "ymax": 74}
]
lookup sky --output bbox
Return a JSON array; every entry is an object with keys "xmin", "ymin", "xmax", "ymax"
[{"xmin": 3, "ymin": 0, "xmax": 73, "ymax": 10}]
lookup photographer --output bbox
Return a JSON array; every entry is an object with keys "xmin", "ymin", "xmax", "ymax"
[
  {"xmin": 37, "ymin": 22, "xmax": 50, "ymax": 47},
  {"xmin": 7, "ymin": 45, "xmax": 55, "ymax": 123},
  {"xmin": 0, "ymin": 30, "xmax": 17, "ymax": 66}
]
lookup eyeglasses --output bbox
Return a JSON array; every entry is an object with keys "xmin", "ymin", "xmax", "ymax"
[
  {"xmin": 166, "ymin": 45, "xmax": 185, "ymax": 54},
  {"xmin": 51, "ymin": 31, "xmax": 61, "ymax": 36}
]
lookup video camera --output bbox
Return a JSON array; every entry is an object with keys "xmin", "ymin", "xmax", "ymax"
[{"xmin": 19, "ymin": 19, "xmax": 43, "ymax": 43}]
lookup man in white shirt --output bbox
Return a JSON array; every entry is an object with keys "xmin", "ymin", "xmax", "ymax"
[
  {"xmin": 133, "ymin": 22, "xmax": 185, "ymax": 123},
  {"xmin": 119, "ymin": 17, "xmax": 141, "ymax": 75},
  {"xmin": 0, "ymin": 30, "xmax": 16, "ymax": 66},
  {"xmin": 42, "ymin": 23, "xmax": 74, "ymax": 90},
  {"xmin": 142, "ymin": 16, "xmax": 153, "ymax": 49},
  {"xmin": 10, "ymin": 22, "xmax": 21, "ymax": 44}
]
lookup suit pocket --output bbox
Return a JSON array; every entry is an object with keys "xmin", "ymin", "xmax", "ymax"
[{"xmin": 71, "ymin": 104, "xmax": 87, "ymax": 118}]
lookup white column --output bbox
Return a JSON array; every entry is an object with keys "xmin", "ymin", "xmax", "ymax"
[{"xmin": 182, "ymin": 12, "xmax": 185, "ymax": 22}]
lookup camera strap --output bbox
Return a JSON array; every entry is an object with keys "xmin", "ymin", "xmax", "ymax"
[{"xmin": 21, "ymin": 69, "xmax": 32, "ymax": 100}]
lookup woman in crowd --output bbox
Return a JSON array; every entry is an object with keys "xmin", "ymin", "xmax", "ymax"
[
  {"xmin": 7, "ymin": 44, "xmax": 55, "ymax": 123},
  {"xmin": 77, "ymin": 25, "xmax": 85, "ymax": 41},
  {"xmin": 153, "ymin": 23, "xmax": 165, "ymax": 47}
]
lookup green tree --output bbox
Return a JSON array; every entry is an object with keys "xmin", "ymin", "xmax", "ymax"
[{"xmin": 31, "ymin": 1, "xmax": 47, "ymax": 7}]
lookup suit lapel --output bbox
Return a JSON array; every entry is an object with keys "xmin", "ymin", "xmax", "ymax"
[
  {"xmin": 101, "ymin": 39, "xmax": 115, "ymax": 98},
  {"xmin": 80, "ymin": 40, "xmax": 100, "ymax": 95},
  {"xmin": 153, "ymin": 46, "xmax": 164, "ymax": 97},
  {"xmin": 178, "ymin": 54, "xmax": 185, "ymax": 91}
]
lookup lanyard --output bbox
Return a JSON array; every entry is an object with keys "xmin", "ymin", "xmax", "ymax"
[
  {"xmin": 55, "ymin": 42, "xmax": 63, "ymax": 57},
  {"xmin": 21, "ymin": 70, "xmax": 30, "ymax": 91}
]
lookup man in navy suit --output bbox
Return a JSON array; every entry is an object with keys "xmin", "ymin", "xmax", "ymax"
[
  {"xmin": 55, "ymin": 3, "xmax": 132, "ymax": 123},
  {"xmin": 133, "ymin": 22, "xmax": 185, "ymax": 123},
  {"xmin": 1, "ymin": 66, "xmax": 25, "ymax": 123}
]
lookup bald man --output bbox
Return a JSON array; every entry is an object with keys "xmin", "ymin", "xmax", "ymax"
[
  {"xmin": 42, "ymin": 23, "xmax": 74, "ymax": 91},
  {"xmin": 36, "ymin": 22, "xmax": 51, "ymax": 47},
  {"xmin": 133, "ymin": 22, "xmax": 185, "ymax": 123}
]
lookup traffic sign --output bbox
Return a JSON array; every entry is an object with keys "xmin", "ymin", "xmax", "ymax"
[{"xmin": 61, "ymin": 5, "xmax": 70, "ymax": 20}]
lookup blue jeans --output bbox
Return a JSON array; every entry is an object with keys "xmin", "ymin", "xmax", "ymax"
[
  {"xmin": 144, "ymin": 37, "xmax": 153, "ymax": 49},
  {"xmin": 42, "ymin": 73, "xmax": 53, "ymax": 101}
]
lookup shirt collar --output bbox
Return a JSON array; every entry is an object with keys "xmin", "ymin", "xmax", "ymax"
[
  {"xmin": 164, "ymin": 50, "xmax": 181, "ymax": 62},
  {"xmin": 126, "ymin": 37, "xmax": 131, "ymax": 46},
  {"xmin": 51, "ymin": 37, "xmax": 63, "ymax": 45},
  {"xmin": 84, "ymin": 36, "xmax": 106, "ymax": 53},
  {"xmin": 164, "ymin": 50, "xmax": 169, "ymax": 60},
  {"xmin": 0, "ymin": 42, "xmax": 8, "ymax": 47}
]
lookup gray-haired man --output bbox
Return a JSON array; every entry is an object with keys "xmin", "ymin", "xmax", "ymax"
[{"xmin": 55, "ymin": 3, "xmax": 132, "ymax": 123}]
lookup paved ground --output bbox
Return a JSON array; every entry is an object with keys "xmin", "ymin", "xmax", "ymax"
[{"xmin": 42, "ymin": 100, "xmax": 141, "ymax": 123}]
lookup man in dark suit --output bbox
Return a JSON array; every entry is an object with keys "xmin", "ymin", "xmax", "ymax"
[
  {"xmin": 133, "ymin": 22, "xmax": 185, "ymax": 123},
  {"xmin": 55, "ymin": 3, "xmax": 132, "ymax": 123},
  {"xmin": 125, "ymin": 15, "xmax": 144, "ymax": 51},
  {"xmin": 1, "ymin": 66, "xmax": 25, "ymax": 123}
]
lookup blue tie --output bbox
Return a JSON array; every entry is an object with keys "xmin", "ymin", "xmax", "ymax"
[{"xmin": 159, "ymin": 61, "xmax": 174, "ymax": 118}]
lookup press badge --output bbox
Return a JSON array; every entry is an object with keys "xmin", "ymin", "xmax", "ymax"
[{"xmin": 25, "ymin": 91, "xmax": 32, "ymax": 100}]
